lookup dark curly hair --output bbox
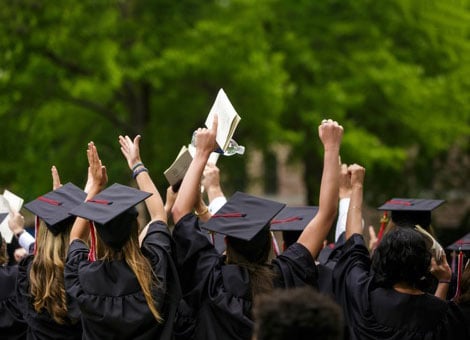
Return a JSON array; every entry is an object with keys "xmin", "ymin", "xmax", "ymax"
[
  {"xmin": 372, "ymin": 225, "xmax": 431, "ymax": 288},
  {"xmin": 253, "ymin": 286, "xmax": 343, "ymax": 340}
]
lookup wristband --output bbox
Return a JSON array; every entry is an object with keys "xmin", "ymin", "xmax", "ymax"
[
  {"xmin": 438, "ymin": 280, "xmax": 451, "ymax": 284},
  {"xmin": 133, "ymin": 167, "xmax": 148, "ymax": 179},
  {"xmin": 132, "ymin": 162, "xmax": 144, "ymax": 171},
  {"xmin": 195, "ymin": 206, "xmax": 209, "ymax": 216}
]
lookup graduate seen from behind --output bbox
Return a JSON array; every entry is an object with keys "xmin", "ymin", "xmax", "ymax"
[
  {"xmin": 171, "ymin": 116, "xmax": 343, "ymax": 340},
  {"xmin": 332, "ymin": 164, "xmax": 469, "ymax": 340},
  {"xmin": 64, "ymin": 139, "xmax": 180, "ymax": 340},
  {"xmin": 16, "ymin": 171, "xmax": 86, "ymax": 340}
]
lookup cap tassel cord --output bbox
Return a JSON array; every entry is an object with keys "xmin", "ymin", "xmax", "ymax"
[
  {"xmin": 212, "ymin": 213, "xmax": 246, "ymax": 218},
  {"xmin": 33, "ymin": 216, "xmax": 40, "ymax": 255},
  {"xmin": 88, "ymin": 221, "xmax": 96, "ymax": 262},
  {"xmin": 271, "ymin": 231, "xmax": 280, "ymax": 256},
  {"xmin": 270, "ymin": 217, "xmax": 302, "ymax": 224},
  {"xmin": 37, "ymin": 196, "xmax": 61, "ymax": 205},
  {"xmin": 452, "ymin": 249, "xmax": 464, "ymax": 301},
  {"xmin": 386, "ymin": 199, "xmax": 413, "ymax": 206}
]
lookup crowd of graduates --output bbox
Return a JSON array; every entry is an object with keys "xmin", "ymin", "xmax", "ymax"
[{"xmin": 0, "ymin": 117, "xmax": 469, "ymax": 340}]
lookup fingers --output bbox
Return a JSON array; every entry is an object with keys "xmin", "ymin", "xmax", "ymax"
[
  {"xmin": 51, "ymin": 165, "xmax": 62, "ymax": 190},
  {"xmin": 368, "ymin": 225, "xmax": 377, "ymax": 240}
]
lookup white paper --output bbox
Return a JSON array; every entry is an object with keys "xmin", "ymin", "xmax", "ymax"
[
  {"xmin": 164, "ymin": 146, "xmax": 194, "ymax": 186},
  {"xmin": 0, "ymin": 190, "xmax": 24, "ymax": 243},
  {"xmin": 205, "ymin": 89, "xmax": 241, "ymax": 151}
]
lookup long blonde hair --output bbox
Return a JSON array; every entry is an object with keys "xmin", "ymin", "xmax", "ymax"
[
  {"xmin": 99, "ymin": 220, "xmax": 162, "ymax": 322},
  {"xmin": 29, "ymin": 222, "xmax": 71, "ymax": 324}
]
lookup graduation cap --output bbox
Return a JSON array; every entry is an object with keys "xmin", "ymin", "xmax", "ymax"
[
  {"xmin": 447, "ymin": 233, "xmax": 470, "ymax": 253},
  {"xmin": 446, "ymin": 233, "xmax": 470, "ymax": 300},
  {"xmin": 24, "ymin": 183, "xmax": 86, "ymax": 235},
  {"xmin": 202, "ymin": 191, "xmax": 285, "ymax": 241},
  {"xmin": 270, "ymin": 206, "xmax": 318, "ymax": 251},
  {"xmin": 70, "ymin": 183, "xmax": 152, "ymax": 250},
  {"xmin": 270, "ymin": 206, "xmax": 318, "ymax": 232},
  {"xmin": 377, "ymin": 198, "xmax": 445, "ymax": 230}
]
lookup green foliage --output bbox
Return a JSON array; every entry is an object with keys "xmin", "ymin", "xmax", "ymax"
[{"xmin": 0, "ymin": 0, "xmax": 468, "ymax": 217}]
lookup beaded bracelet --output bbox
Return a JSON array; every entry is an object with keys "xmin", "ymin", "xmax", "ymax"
[
  {"xmin": 132, "ymin": 162, "xmax": 144, "ymax": 171},
  {"xmin": 133, "ymin": 167, "xmax": 149, "ymax": 179}
]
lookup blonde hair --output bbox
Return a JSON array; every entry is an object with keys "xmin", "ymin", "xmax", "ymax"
[
  {"xmin": 99, "ymin": 220, "xmax": 162, "ymax": 322},
  {"xmin": 29, "ymin": 222, "xmax": 71, "ymax": 324}
]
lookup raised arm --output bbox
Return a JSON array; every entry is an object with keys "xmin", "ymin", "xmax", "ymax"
[
  {"xmin": 70, "ymin": 142, "xmax": 107, "ymax": 243},
  {"xmin": 172, "ymin": 116, "xmax": 218, "ymax": 224},
  {"xmin": 297, "ymin": 119, "xmax": 343, "ymax": 258},
  {"xmin": 345, "ymin": 164, "xmax": 365, "ymax": 240},
  {"xmin": 119, "ymin": 135, "xmax": 166, "ymax": 224},
  {"xmin": 202, "ymin": 163, "xmax": 227, "ymax": 214}
]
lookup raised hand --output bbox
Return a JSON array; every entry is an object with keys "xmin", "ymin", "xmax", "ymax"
[
  {"xmin": 119, "ymin": 135, "xmax": 142, "ymax": 170},
  {"xmin": 51, "ymin": 165, "xmax": 62, "ymax": 190},
  {"xmin": 194, "ymin": 114, "xmax": 218, "ymax": 156},
  {"xmin": 8, "ymin": 210, "xmax": 25, "ymax": 235},
  {"xmin": 318, "ymin": 119, "xmax": 343, "ymax": 151},
  {"xmin": 339, "ymin": 162, "xmax": 352, "ymax": 199},
  {"xmin": 86, "ymin": 142, "xmax": 107, "ymax": 195},
  {"xmin": 348, "ymin": 164, "xmax": 365, "ymax": 187}
]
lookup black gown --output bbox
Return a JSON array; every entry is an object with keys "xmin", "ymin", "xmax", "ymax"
[
  {"xmin": 172, "ymin": 213, "xmax": 318, "ymax": 340},
  {"xmin": 0, "ymin": 265, "xmax": 27, "ymax": 340},
  {"xmin": 64, "ymin": 220, "xmax": 180, "ymax": 340},
  {"xmin": 16, "ymin": 256, "xmax": 82, "ymax": 340},
  {"xmin": 332, "ymin": 234, "xmax": 469, "ymax": 340}
]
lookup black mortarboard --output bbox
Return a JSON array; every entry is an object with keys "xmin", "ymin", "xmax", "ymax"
[
  {"xmin": 270, "ymin": 206, "xmax": 319, "ymax": 232},
  {"xmin": 202, "ymin": 191, "xmax": 286, "ymax": 242},
  {"xmin": 377, "ymin": 198, "xmax": 445, "ymax": 230},
  {"xmin": 270, "ymin": 206, "xmax": 319, "ymax": 250},
  {"xmin": 24, "ymin": 183, "xmax": 86, "ymax": 235},
  {"xmin": 447, "ymin": 233, "xmax": 470, "ymax": 252},
  {"xmin": 70, "ymin": 183, "xmax": 152, "ymax": 249}
]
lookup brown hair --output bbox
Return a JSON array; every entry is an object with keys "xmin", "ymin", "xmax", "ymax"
[
  {"xmin": 29, "ymin": 222, "xmax": 70, "ymax": 324},
  {"xmin": 456, "ymin": 262, "xmax": 470, "ymax": 305},
  {"xmin": 0, "ymin": 236, "xmax": 8, "ymax": 265},
  {"xmin": 99, "ymin": 220, "xmax": 162, "ymax": 322},
  {"xmin": 225, "ymin": 230, "xmax": 275, "ymax": 299}
]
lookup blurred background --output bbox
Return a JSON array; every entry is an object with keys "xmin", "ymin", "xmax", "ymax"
[{"xmin": 0, "ymin": 0, "xmax": 468, "ymax": 245}]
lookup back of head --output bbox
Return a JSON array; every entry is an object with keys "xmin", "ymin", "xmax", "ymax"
[
  {"xmin": 253, "ymin": 286, "xmax": 343, "ymax": 340},
  {"xmin": 226, "ymin": 229, "xmax": 274, "ymax": 298},
  {"xmin": 30, "ymin": 221, "xmax": 72, "ymax": 324},
  {"xmin": 372, "ymin": 226, "xmax": 431, "ymax": 288}
]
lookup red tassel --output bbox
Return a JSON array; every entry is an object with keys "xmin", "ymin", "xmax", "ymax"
[
  {"xmin": 33, "ymin": 216, "xmax": 40, "ymax": 255},
  {"xmin": 453, "ymin": 250, "xmax": 464, "ymax": 301},
  {"xmin": 271, "ymin": 231, "xmax": 280, "ymax": 256},
  {"xmin": 88, "ymin": 221, "xmax": 96, "ymax": 262}
]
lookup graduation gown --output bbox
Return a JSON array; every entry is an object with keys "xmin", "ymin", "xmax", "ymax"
[
  {"xmin": 172, "ymin": 213, "xmax": 318, "ymax": 340},
  {"xmin": 332, "ymin": 234, "xmax": 469, "ymax": 340},
  {"xmin": 0, "ymin": 265, "xmax": 27, "ymax": 340},
  {"xmin": 16, "ymin": 256, "xmax": 82, "ymax": 340},
  {"xmin": 64, "ymin": 220, "xmax": 180, "ymax": 340}
]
